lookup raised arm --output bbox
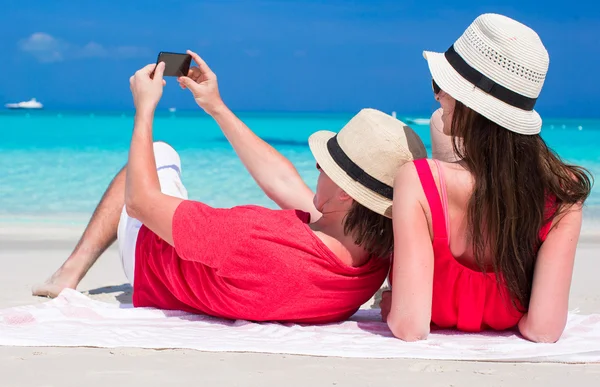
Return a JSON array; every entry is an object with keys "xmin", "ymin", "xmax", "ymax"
[
  {"xmin": 124, "ymin": 62, "xmax": 184, "ymax": 246},
  {"xmin": 178, "ymin": 50, "xmax": 320, "ymax": 221}
]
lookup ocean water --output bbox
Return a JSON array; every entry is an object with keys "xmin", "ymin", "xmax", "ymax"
[{"xmin": 0, "ymin": 111, "xmax": 598, "ymax": 229}]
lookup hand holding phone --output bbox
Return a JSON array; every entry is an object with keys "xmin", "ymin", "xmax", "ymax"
[
  {"xmin": 130, "ymin": 62, "xmax": 166, "ymax": 113},
  {"xmin": 177, "ymin": 50, "xmax": 224, "ymax": 116},
  {"xmin": 152, "ymin": 52, "xmax": 192, "ymax": 78}
]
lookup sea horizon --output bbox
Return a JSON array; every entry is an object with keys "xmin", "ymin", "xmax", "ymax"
[
  {"xmin": 2, "ymin": 108, "xmax": 600, "ymax": 120},
  {"xmin": 1, "ymin": 110, "xmax": 598, "ymax": 233}
]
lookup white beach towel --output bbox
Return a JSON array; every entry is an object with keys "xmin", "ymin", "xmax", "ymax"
[{"xmin": 1, "ymin": 289, "xmax": 599, "ymax": 363}]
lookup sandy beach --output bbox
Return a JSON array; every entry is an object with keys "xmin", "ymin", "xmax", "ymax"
[{"xmin": 1, "ymin": 223, "xmax": 599, "ymax": 387}]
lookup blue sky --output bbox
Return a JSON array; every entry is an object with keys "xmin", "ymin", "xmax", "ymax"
[{"xmin": 0, "ymin": 0, "xmax": 597, "ymax": 117}]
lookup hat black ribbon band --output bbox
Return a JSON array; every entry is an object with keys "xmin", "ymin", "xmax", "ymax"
[
  {"xmin": 326, "ymin": 135, "xmax": 393, "ymax": 200},
  {"xmin": 444, "ymin": 45, "xmax": 537, "ymax": 111}
]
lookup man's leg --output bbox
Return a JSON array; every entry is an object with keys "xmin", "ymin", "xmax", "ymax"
[{"xmin": 32, "ymin": 166, "xmax": 127, "ymax": 298}]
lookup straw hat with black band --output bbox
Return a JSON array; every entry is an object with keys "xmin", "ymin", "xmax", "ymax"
[
  {"xmin": 424, "ymin": 13, "xmax": 549, "ymax": 135},
  {"xmin": 308, "ymin": 108, "xmax": 427, "ymax": 218}
]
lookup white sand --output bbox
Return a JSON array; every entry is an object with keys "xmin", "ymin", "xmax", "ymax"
[{"xmin": 1, "ymin": 223, "xmax": 599, "ymax": 386}]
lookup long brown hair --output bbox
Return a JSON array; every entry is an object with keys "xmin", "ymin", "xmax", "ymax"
[{"xmin": 450, "ymin": 101, "xmax": 593, "ymax": 310}]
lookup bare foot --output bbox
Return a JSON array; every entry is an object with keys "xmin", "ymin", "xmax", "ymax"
[{"xmin": 32, "ymin": 267, "xmax": 81, "ymax": 298}]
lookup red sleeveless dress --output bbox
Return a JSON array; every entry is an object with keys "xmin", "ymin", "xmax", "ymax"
[{"xmin": 409, "ymin": 159, "xmax": 554, "ymax": 332}]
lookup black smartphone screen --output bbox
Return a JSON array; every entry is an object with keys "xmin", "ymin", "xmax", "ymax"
[{"xmin": 154, "ymin": 52, "xmax": 192, "ymax": 77}]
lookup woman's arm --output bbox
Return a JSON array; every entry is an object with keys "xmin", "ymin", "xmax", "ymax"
[
  {"xmin": 178, "ymin": 50, "xmax": 320, "ymax": 221},
  {"xmin": 125, "ymin": 62, "xmax": 184, "ymax": 246},
  {"xmin": 429, "ymin": 108, "xmax": 461, "ymax": 163},
  {"xmin": 386, "ymin": 163, "xmax": 435, "ymax": 341},
  {"xmin": 518, "ymin": 205, "xmax": 583, "ymax": 343}
]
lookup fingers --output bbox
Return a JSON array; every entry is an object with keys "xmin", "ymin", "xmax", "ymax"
[
  {"xmin": 187, "ymin": 50, "xmax": 215, "ymax": 78},
  {"xmin": 130, "ymin": 64, "xmax": 166, "ymax": 88},
  {"xmin": 177, "ymin": 76, "xmax": 197, "ymax": 91},
  {"xmin": 132, "ymin": 63, "xmax": 158, "ymax": 84},
  {"xmin": 187, "ymin": 66, "xmax": 202, "ymax": 82},
  {"xmin": 178, "ymin": 68, "xmax": 198, "ymax": 89},
  {"xmin": 137, "ymin": 63, "xmax": 157, "ymax": 76},
  {"xmin": 152, "ymin": 62, "xmax": 166, "ymax": 82}
]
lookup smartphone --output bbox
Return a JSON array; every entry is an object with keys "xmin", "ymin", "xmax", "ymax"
[{"xmin": 153, "ymin": 52, "xmax": 192, "ymax": 77}]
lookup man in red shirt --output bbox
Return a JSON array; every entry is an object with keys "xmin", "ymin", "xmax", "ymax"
[{"xmin": 33, "ymin": 50, "xmax": 426, "ymax": 323}]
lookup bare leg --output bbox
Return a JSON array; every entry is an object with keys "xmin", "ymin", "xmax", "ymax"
[{"xmin": 32, "ymin": 166, "xmax": 127, "ymax": 298}]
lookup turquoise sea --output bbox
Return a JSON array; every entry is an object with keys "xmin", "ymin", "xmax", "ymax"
[{"xmin": 0, "ymin": 110, "xmax": 598, "ymax": 230}]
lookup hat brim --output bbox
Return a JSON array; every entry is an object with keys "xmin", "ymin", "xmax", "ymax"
[
  {"xmin": 423, "ymin": 50, "xmax": 542, "ymax": 135},
  {"xmin": 308, "ymin": 130, "xmax": 393, "ymax": 218}
]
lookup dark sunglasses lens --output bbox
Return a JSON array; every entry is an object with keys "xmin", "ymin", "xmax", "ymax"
[
  {"xmin": 432, "ymin": 79, "xmax": 441, "ymax": 95},
  {"xmin": 316, "ymin": 163, "xmax": 321, "ymax": 170}
]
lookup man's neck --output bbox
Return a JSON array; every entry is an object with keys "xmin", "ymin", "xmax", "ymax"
[{"xmin": 310, "ymin": 215, "xmax": 370, "ymax": 267}]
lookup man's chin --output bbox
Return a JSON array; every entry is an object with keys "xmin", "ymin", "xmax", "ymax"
[{"xmin": 312, "ymin": 197, "xmax": 323, "ymax": 214}]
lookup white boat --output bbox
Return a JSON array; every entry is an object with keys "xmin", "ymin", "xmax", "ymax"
[
  {"xmin": 5, "ymin": 98, "xmax": 43, "ymax": 109},
  {"xmin": 169, "ymin": 107, "xmax": 176, "ymax": 113},
  {"xmin": 406, "ymin": 118, "xmax": 431, "ymax": 125}
]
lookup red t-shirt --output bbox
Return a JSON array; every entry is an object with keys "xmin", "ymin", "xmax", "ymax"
[{"xmin": 132, "ymin": 201, "xmax": 389, "ymax": 323}]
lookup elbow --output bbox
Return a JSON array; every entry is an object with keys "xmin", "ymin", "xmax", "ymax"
[
  {"xmin": 125, "ymin": 189, "xmax": 160, "ymax": 220},
  {"xmin": 520, "ymin": 327, "xmax": 563, "ymax": 343},
  {"xmin": 518, "ymin": 316, "xmax": 565, "ymax": 343},
  {"xmin": 125, "ymin": 194, "xmax": 144, "ymax": 219},
  {"xmin": 125, "ymin": 202, "xmax": 139, "ymax": 220},
  {"xmin": 387, "ymin": 318, "xmax": 430, "ymax": 342}
]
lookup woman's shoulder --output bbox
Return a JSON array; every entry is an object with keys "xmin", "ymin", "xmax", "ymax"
[
  {"xmin": 396, "ymin": 158, "xmax": 436, "ymax": 177},
  {"xmin": 395, "ymin": 159, "xmax": 425, "ymax": 190},
  {"xmin": 396, "ymin": 158, "xmax": 444, "ymax": 189},
  {"xmin": 394, "ymin": 159, "xmax": 438, "ymax": 206}
]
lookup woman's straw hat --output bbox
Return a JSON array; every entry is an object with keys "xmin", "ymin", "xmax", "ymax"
[{"xmin": 424, "ymin": 13, "xmax": 549, "ymax": 135}]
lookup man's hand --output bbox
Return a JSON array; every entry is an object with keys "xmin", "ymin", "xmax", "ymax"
[
  {"xmin": 177, "ymin": 50, "xmax": 224, "ymax": 116},
  {"xmin": 130, "ymin": 62, "xmax": 166, "ymax": 115},
  {"xmin": 379, "ymin": 290, "xmax": 392, "ymax": 322}
]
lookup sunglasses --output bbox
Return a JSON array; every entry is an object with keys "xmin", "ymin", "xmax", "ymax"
[
  {"xmin": 432, "ymin": 79, "xmax": 441, "ymax": 95},
  {"xmin": 316, "ymin": 163, "xmax": 322, "ymax": 170}
]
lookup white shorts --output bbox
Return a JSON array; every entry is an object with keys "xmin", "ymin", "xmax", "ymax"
[{"xmin": 117, "ymin": 142, "xmax": 188, "ymax": 285}]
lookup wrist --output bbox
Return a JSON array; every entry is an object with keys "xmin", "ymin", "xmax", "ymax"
[
  {"xmin": 205, "ymin": 101, "xmax": 228, "ymax": 117},
  {"xmin": 133, "ymin": 110, "xmax": 154, "ymax": 126},
  {"xmin": 135, "ymin": 107, "xmax": 155, "ymax": 122}
]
